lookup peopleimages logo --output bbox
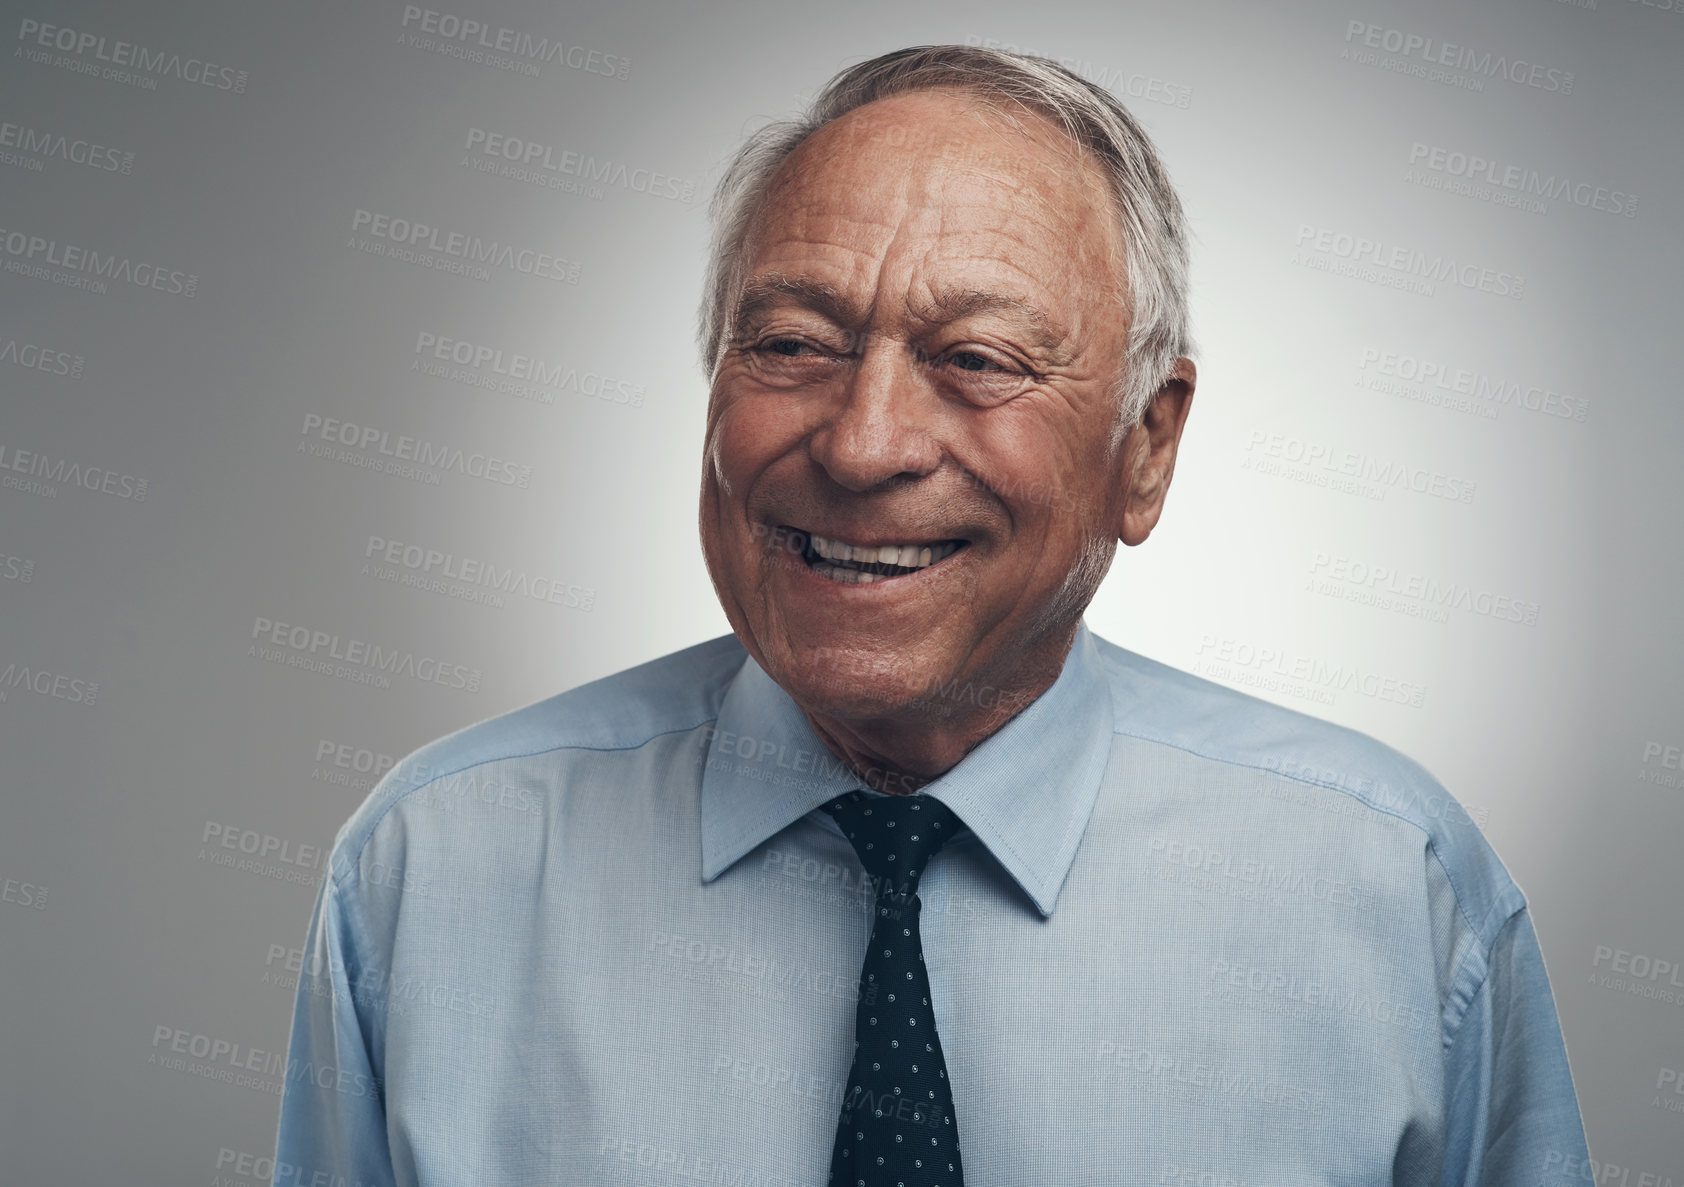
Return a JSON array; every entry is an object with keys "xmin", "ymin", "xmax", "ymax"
[
  {"xmin": 15, "ymin": 18, "xmax": 250, "ymax": 93},
  {"xmin": 0, "ymin": 223, "xmax": 197, "ymax": 296},
  {"xmin": 349, "ymin": 208, "xmax": 581, "ymax": 284},
  {"xmin": 299, "ymin": 413, "xmax": 533, "ymax": 489},
  {"xmin": 1541, "ymin": 1151, "xmax": 1684, "ymax": 1187},
  {"xmin": 313, "ymin": 738, "xmax": 396, "ymax": 789},
  {"xmin": 0, "ymin": 660, "xmax": 98, "ymax": 706},
  {"xmin": 362, "ymin": 533, "xmax": 596, "ymax": 612},
  {"xmin": 249, "ymin": 615, "xmax": 482, "ymax": 693},
  {"xmin": 1194, "ymin": 634, "xmax": 1428, "ymax": 709},
  {"xmin": 0, "ymin": 118, "xmax": 134, "ymax": 174},
  {"xmin": 1294, "ymin": 225, "xmax": 1523, "ymax": 300},
  {"xmin": 463, "ymin": 128, "xmax": 697, "ymax": 202},
  {"xmin": 0, "ymin": 336, "xmax": 85, "ymax": 379},
  {"xmin": 1342, "ymin": 20, "xmax": 1575, "ymax": 94},
  {"xmin": 1309, "ymin": 551, "xmax": 1541, "ymax": 626},
  {"xmin": 0, "ymin": 441, "xmax": 148, "ymax": 501},
  {"xmin": 1407, "ymin": 143, "xmax": 1638, "ymax": 217},
  {"xmin": 0, "ymin": 551, "xmax": 33, "ymax": 583},
  {"xmin": 1148, "ymin": 836, "xmax": 1379, "ymax": 911},
  {"xmin": 412, "ymin": 331, "xmax": 644, "ymax": 408},
  {"xmin": 398, "ymin": 6, "xmax": 629, "ymax": 79},
  {"xmin": 1244, "ymin": 429, "xmax": 1478, "ymax": 504},
  {"xmin": 1357, "ymin": 348, "xmax": 1587, "ymax": 422},
  {"xmin": 1638, "ymin": 740, "xmax": 1684, "ymax": 790}
]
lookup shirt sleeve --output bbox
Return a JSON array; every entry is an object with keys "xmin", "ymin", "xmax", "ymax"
[
  {"xmin": 1440, "ymin": 905, "xmax": 1590, "ymax": 1185},
  {"xmin": 272, "ymin": 872, "xmax": 398, "ymax": 1187}
]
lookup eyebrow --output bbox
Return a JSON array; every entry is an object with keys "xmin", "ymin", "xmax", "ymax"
[
  {"xmin": 730, "ymin": 274, "xmax": 1076, "ymax": 364},
  {"xmin": 730, "ymin": 275, "xmax": 860, "ymax": 341},
  {"xmin": 914, "ymin": 286, "xmax": 1074, "ymax": 361}
]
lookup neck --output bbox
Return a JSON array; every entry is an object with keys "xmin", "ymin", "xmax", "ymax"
[{"xmin": 800, "ymin": 628, "xmax": 1076, "ymax": 795}]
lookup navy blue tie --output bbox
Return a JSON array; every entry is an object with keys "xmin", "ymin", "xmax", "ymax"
[{"xmin": 822, "ymin": 789, "xmax": 967, "ymax": 1187}]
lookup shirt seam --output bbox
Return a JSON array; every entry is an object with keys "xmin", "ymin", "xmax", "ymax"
[
  {"xmin": 1441, "ymin": 942, "xmax": 1491, "ymax": 1058},
  {"xmin": 332, "ymin": 715, "xmax": 721, "ymax": 893},
  {"xmin": 1123, "ymin": 724, "xmax": 1529, "ymax": 1041},
  {"xmin": 1108, "ymin": 725, "xmax": 1513, "ymax": 940},
  {"xmin": 1441, "ymin": 899, "xmax": 1528, "ymax": 1050},
  {"xmin": 324, "ymin": 869, "xmax": 382, "ymax": 1052}
]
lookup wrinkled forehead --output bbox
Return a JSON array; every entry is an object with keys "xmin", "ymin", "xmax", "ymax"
[
  {"xmin": 807, "ymin": 87, "xmax": 1095, "ymax": 177},
  {"xmin": 739, "ymin": 89, "xmax": 1125, "ymax": 310}
]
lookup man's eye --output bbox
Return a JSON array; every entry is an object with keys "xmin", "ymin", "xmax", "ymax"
[
  {"xmin": 761, "ymin": 338, "xmax": 817, "ymax": 357},
  {"xmin": 944, "ymin": 350, "xmax": 1006, "ymax": 373}
]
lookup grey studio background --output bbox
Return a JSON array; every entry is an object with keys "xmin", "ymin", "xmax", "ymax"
[{"xmin": 1, "ymin": 0, "xmax": 1680, "ymax": 1180}]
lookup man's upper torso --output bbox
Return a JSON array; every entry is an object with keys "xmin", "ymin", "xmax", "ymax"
[{"xmin": 275, "ymin": 622, "xmax": 1588, "ymax": 1185}]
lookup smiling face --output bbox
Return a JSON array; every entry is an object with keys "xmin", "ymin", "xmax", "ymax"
[{"xmin": 699, "ymin": 88, "xmax": 1148, "ymax": 725}]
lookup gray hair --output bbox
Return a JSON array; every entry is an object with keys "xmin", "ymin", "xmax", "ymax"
[{"xmin": 697, "ymin": 43, "xmax": 1194, "ymax": 431}]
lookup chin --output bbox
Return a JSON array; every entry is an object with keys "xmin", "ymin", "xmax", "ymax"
[{"xmin": 767, "ymin": 639, "xmax": 943, "ymax": 723}]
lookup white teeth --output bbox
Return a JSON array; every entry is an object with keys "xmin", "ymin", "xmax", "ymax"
[
  {"xmin": 803, "ymin": 534, "xmax": 966, "ymax": 585},
  {"xmin": 809, "ymin": 562, "xmax": 864, "ymax": 584},
  {"xmin": 805, "ymin": 533, "xmax": 961, "ymax": 573},
  {"xmin": 810, "ymin": 563, "xmax": 889, "ymax": 585}
]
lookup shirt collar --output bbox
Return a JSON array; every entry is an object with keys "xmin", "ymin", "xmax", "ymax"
[{"xmin": 700, "ymin": 621, "xmax": 1115, "ymax": 917}]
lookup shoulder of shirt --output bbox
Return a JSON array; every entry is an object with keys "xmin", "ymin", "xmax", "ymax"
[
  {"xmin": 1089, "ymin": 630, "xmax": 1526, "ymax": 944},
  {"xmin": 325, "ymin": 632, "xmax": 748, "ymax": 887}
]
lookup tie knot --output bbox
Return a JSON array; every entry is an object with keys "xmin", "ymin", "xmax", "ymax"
[{"xmin": 822, "ymin": 790, "xmax": 963, "ymax": 899}]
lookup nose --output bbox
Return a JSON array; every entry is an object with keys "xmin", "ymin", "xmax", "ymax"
[{"xmin": 807, "ymin": 340, "xmax": 942, "ymax": 492}]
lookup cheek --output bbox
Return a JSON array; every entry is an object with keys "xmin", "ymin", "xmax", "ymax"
[
  {"xmin": 706, "ymin": 389, "xmax": 805, "ymax": 511},
  {"xmin": 970, "ymin": 417, "xmax": 1090, "ymax": 518},
  {"xmin": 722, "ymin": 381, "xmax": 814, "ymax": 450}
]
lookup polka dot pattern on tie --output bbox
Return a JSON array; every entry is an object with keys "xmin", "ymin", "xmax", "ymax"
[{"xmin": 821, "ymin": 790, "xmax": 967, "ymax": 1187}]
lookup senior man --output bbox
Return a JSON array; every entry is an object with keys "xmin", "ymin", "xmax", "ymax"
[{"xmin": 275, "ymin": 45, "xmax": 1588, "ymax": 1185}]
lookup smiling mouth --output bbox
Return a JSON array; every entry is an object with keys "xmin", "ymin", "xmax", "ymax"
[{"xmin": 779, "ymin": 526, "xmax": 969, "ymax": 585}]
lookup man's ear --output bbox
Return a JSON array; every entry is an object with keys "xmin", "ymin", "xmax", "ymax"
[{"xmin": 1117, "ymin": 358, "xmax": 1196, "ymax": 547}]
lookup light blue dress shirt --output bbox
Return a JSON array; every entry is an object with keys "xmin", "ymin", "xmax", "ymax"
[{"xmin": 274, "ymin": 622, "xmax": 1589, "ymax": 1184}]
